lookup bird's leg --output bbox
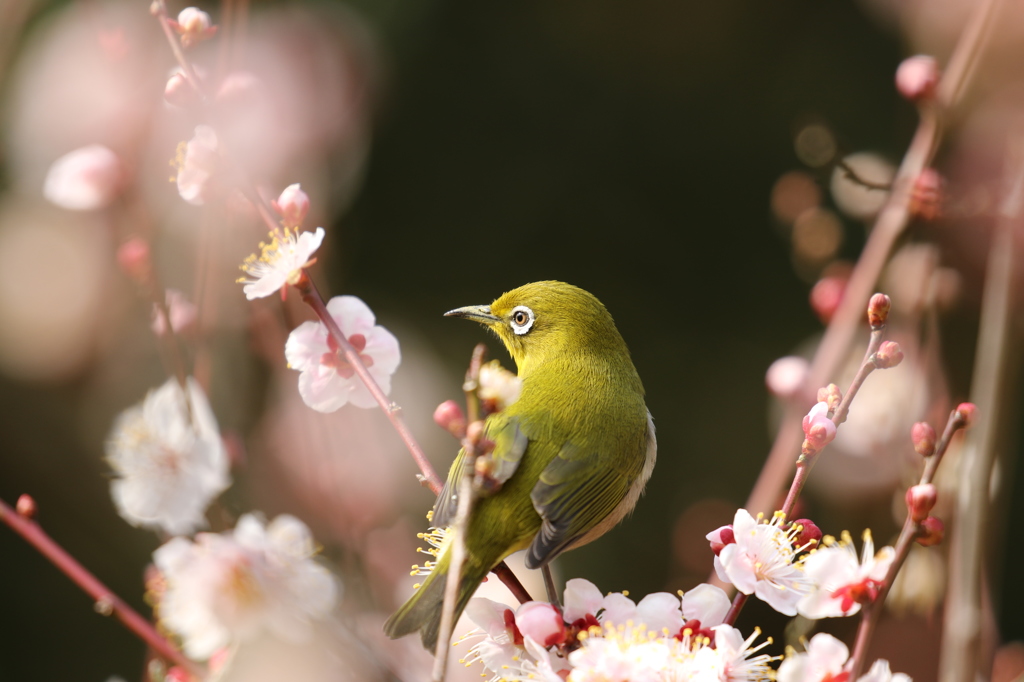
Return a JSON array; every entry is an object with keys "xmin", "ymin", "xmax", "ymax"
[{"xmin": 542, "ymin": 564, "xmax": 560, "ymax": 607}]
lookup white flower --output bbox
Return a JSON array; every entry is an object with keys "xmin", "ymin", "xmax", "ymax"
[
  {"xmin": 798, "ymin": 530, "xmax": 894, "ymax": 619},
  {"xmin": 154, "ymin": 513, "xmax": 337, "ymax": 660},
  {"xmin": 776, "ymin": 632, "xmax": 849, "ymax": 682},
  {"xmin": 151, "ymin": 289, "xmax": 198, "ymax": 336},
  {"xmin": 857, "ymin": 659, "xmax": 911, "ymax": 682},
  {"xmin": 106, "ymin": 377, "xmax": 229, "ymax": 536},
  {"xmin": 43, "ymin": 144, "xmax": 123, "ymax": 210},
  {"xmin": 176, "ymin": 125, "xmax": 220, "ymax": 205},
  {"xmin": 238, "ymin": 227, "xmax": 324, "ymax": 300},
  {"xmin": 477, "ymin": 360, "xmax": 522, "ymax": 413},
  {"xmin": 713, "ymin": 625, "xmax": 777, "ymax": 682},
  {"xmin": 710, "ymin": 509, "xmax": 814, "ymax": 616},
  {"xmin": 284, "ymin": 295, "xmax": 400, "ymax": 411}
]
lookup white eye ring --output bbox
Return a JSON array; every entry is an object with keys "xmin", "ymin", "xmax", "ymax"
[{"xmin": 510, "ymin": 305, "xmax": 535, "ymax": 335}]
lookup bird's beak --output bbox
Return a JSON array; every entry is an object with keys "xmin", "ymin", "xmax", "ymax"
[{"xmin": 444, "ymin": 304, "xmax": 500, "ymax": 324}]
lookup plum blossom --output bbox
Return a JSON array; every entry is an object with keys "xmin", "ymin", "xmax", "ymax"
[
  {"xmin": 105, "ymin": 377, "xmax": 229, "ymax": 536},
  {"xmin": 176, "ymin": 125, "xmax": 221, "ymax": 205},
  {"xmin": 776, "ymin": 632, "xmax": 849, "ymax": 682},
  {"xmin": 238, "ymin": 226, "xmax": 325, "ymax": 300},
  {"xmin": 802, "ymin": 402, "xmax": 837, "ymax": 452},
  {"xmin": 151, "ymin": 289, "xmax": 198, "ymax": 336},
  {"xmin": 153, "ymin": 513, "xmax": 337, "ymax": 660},
  {"xmin": 284, "ymin": 295, "xmax": 400, "ymax": 411},
  {"xmin": 43, "ymin": 144, "xmax": 124, "ymax": 210},
  {"xmin": 798, "ymin": 530, "xmax": 894, "ymax": 619},
  {"xmin": 708, "ymin": 509, "xmax": 814, "ymax": 616},
  {"xmin": 477, "ymin": 360, "xmax": 522, "ymax": 414},
  {"xmin": 272, "ymin": 183, "xmax": 310, "ymax": 228}
]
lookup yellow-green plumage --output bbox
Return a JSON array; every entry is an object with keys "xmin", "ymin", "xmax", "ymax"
[{"xmin": 384, "ymin": 281, "xmax": 656, "ymax": 650}]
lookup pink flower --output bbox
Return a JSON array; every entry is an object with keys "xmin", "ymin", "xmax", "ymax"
[
  {"xmin": 798, "ymin": 530, "xmax": 894, "ymax": 619},
  {"xmin": 284, "ymin": 295, "xmax": 401, "ymax": 411},
  {"xmin": 43, "ymin": 144, "xmax": 123, "ymax": 210},
  {"xmin": 272, "ymin": 183, "xmax": 310, "ymax": 228},
  {"xmin": 238, "ymin": 227, "xmax": 324, "ymax": 299},
  {"xmin": 802, "ymin": 402, "xmax": 837, "ymax": 452},
  {"xmin": 708, "ymin": 509, "xmax": 813, "ymax": 616},
  {"xmin": 176, "ymin": 125, "xmax": 221, "ymax": 205},
  {"xmin": 776, "ymin": 632, "xmax": 850, "ymax": 682}
]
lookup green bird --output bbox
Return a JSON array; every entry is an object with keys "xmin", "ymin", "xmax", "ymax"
[{"xmin": 384, "ymin": 281, "xmax": 656, "ymax": 650}]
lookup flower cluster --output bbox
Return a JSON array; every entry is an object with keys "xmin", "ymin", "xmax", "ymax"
[
  {"xmin": 458, "ymin": 578, "xmax": 776, "ymax": 682},
  {"xmin": 153, "ymin": 513, "xmax": 337, "ymax": 660}
]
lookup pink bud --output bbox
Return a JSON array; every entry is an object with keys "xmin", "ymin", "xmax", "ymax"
[
  {"xmin": 171, "ymin": 7, "xmax": 218, "ymax": 48},
  {"xmin": 43, "ymin": 144, "xmax": 124, "ymax": 211},
  {"xmin": 917, "ymin": 516, "xmax": 945, "ymax": 546},
  {"xmin": 164, "ymin": 72, "xmax": 197, "ymax": 108},
  {"xmin": 802, "ymin": 402, "xmax": 837, "ymax": 452},
  {"xmin": 867, "ymin": 293, "xmax": 891, "ymax": 328},
  {"xmin": 272, "ymin": 184, "xmax": 311, "ymax": 228},
  {"xmin": 765, "ymin": 356, "xmax": 809, "ymax": 399},
  {"xmin": 816, "ymin": 384, "xmax": 843, "ymax": 412},
  {"xmin": 874, "ymin": 341, "xmax": 904, "ymax": 369},
  {"xmin": 956, "ymin": 402, "xmax": 977, "ymax": 428},
  {"xmin": 433, "ymin": 400, "xmax": 467, "ymax": 439},
  {"xmin": 906, "ymin": 484, "xmax": 937, "ymax": 523},
  {"xmin": 791, "ymin": 518, "xmax": 822, "ymax": 549},
  {"xmin": 515, "ymin": 601, "xmax": 566, "ymax": 647},
  {"xmin": 16, "ymin": 494, "xmax": 36, "ymax": 519},
  {"xmin": 707, "ymin": 525, "xmax": 735, "ymax": 556},
  {"xmin": 896, "ymin": 55, "xmax": 939, "ymax": 102},
  {"xmin": 810, "ymin": 275, "xmax": 846, "ymax": 324},
  {"xmin": 117, "ymin": 237, "xmax": 151, "ymax": 283},
  {"xmin": 911, "ymin": 422, "xmax": 936, "ymax": 457},
  {"xmin": 910, "ymin": 168, "xmax": 943, "ymax": 221}
]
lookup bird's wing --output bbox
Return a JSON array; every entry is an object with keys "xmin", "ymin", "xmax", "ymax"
[
  {"xmin": 526, "ymin": 439, "xmax": 644, "ymax": 569},
  {"xmin": 431, "ymin": 413, "xmax": 528, "ymax": 527}
]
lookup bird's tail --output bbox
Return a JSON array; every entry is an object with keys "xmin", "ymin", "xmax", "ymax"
[{"xmin": 383, "ymin": 546, "xmax": 491, "ymax": 651}]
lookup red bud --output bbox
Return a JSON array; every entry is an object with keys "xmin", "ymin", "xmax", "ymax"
[
  {"xmin": 917, "ymin": 516, "xmax": 945, "ymax": 546},
  {"xmin": 433, "ymin": 400, "xmax": 466, "ymax": 439},
  {"xmin": 867, "ymin": 293, "xmax": 891, "ymax": 328},
  {"xmin": 911, "ymin": 422, "xmax": 936, "ymax": 457},
  {"xmin": 906, "ymin": 484, "xmax": 937, "ymax": 523},
  {"xmin": 896, "ymin": 55, "xmax": 939, "ymax": 102},
  {"xmin": 956, "ymin": 402, "xmax": 977, "ymax": 429},
  {"xmin": 792, "ymin": 518, "xmax": 822, "ymax": 548},
  {"xmin": 16, "ymin": 494, "xmax": 36, "ymax": 519}
]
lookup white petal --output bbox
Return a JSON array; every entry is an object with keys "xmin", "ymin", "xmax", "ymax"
[
  {"xmin": 465, "ymin": 597, "xmax": 514, "ymax": 638},
  {"xmin": 599, "ymin": 592, "xmax": 636, "ymax": 626},
  {"xmin": 681, "ymin": 583, "xmax": 730, "ymax": 627},
  {"xmin": 326, "ymin": 294, "xmax": 376, "ymax": 337},
  {"xmin": 562, "ymin": 578, "xmax": 603, "ymax": 623},
  {"xmin": 806, "ymin": 632, "xmax": 850, "ymax": 672},
  {"xmin": 635, "ymin": 592, "xmax": 683, "ymax": 635}
]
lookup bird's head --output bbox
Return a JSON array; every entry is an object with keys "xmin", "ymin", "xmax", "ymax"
[{"xmin": 445, "ymin": 281, "xmax": 627, "ymax": 375}]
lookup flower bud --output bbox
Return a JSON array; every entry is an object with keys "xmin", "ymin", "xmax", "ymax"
[
  {"xmin": 911, "ymin": 422, "xmax": 936, "ymax": 457},
  {"xmin": 515, "ymin": 601, "xmax": 566, "ymax": 647},
  {"xmin": 43, "ymin": 144, "xmax": 124, "ymax": 211},
  {"xmin": 810, "ymin": 275, "xmax": 846, "ymax": 324},
  {"xmin": 917, "ymin": 516, "xmax": 944, "ymax": 546},
  {"xmin": 816, "ymin": 384, "xmax": 842, "ymax": 413},
  {"xmin": 874, "ymin": 341, "xmax": 904, "ymax": 369},
  {"xmin": 707, "ymin": 525, "xmax": 735, "ymax": 556},
  {"xmin": 867, "ymin": 293, "xmax": 891, "ymax": 328},
  {"xmin": 791, "ymin": 518, "xmax": 822, "ymax": 549},
  {"xmin": 765, "ymin": 356, "xmax": 809, "ymax": 399},
  {"xmin": 16, "ymin": 494, "xmax": 37, "ymax": 519},
  {"xmin": 910, "ymin": 168, "xmax": 943, "ymax": 221},
  {"xmin": 117, "ymin": 237, "xmax": 152, "ymax": 284},
  {"xmin": 171, "ymin": 8, "xmax": 218, "ymax": 48},
  {"xmin": 164, "ymin": 72, "xmax": 197, "ymax": 108},
  {"xmin": 956, "ymin": 402, "xmax": 977, "ymax": 428},
  {"xmin": 896, "ymin": 55, "xmax": 939, "ymax": 102},
  {"xmin": 906, "ymin": 484, "xmax": 937, "ymax": 523},
  {"xmin": 802, "ymin": 402, "xmax": 837, "ymax": 452},
  {"xmin": 433, "ymin": 400, "xmax": 467, "ymax": 438},
  {"xmin": 272, "ymin": 183, "xmax": 310, "ymax": 228}
]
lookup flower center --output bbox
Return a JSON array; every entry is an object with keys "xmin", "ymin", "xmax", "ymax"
[
  {"xmin": 319, "ymin": 333, "xmax": 374, "ymax": 378},
  {"xmin": 832, "ymin": 578, "xmax": 883, "ymax": 613}
]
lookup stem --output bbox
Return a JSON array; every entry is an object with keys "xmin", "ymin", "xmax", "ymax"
[
  {"xmin": 463, "ymin": 344, "xmax": 487, "ymax": 425},
  {"xmin": 848, "ymin": 409, "xmax": 967, "ymax": 677},
  {"xmin": 743, "ymin": 0, "xmax": 1002, "ymax": 520},
  {"xmin": 722, "ymin": 593, "xmax": 748, "ymax": 627},
  {"xmin": 0, "ymin": 498, "xmax": 205, "ymax": 678},
  {"xmin": 294, "ymin": 275, "xmax": 444, "ymax": 493}
]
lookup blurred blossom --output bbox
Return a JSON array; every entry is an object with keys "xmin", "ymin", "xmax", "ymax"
[
  {"xmin": 284, "ymin": 295, "xmax": 401, "ymax": 412},
  {"xmin": 106, "ymin": 377, "xmax": 229, "ymax": 536},
  {"xmin": 809, "ymin": 270, "xmax": 848, "ymax": 324},
  {"xmin": 771, "ymin": 170, "xmax": 822, "ymax": 227},
  {"xmin": 272, "ymin": 183, "xmax": 311, "ymax": 228},
  {"xmin": 798, "ymin": 529, "xmax": 894, "ymax": 619},
  {"xmin": 151, "ymin": 289, "xmax": 198, "ymax": 336},
  {"xmin": 792, "ymin": 208, "xmax": 843, "ymax": 267},
  {"xmin": 895, "ymin": 55, "xmax": 939, "ymax": 102},
  {"xmin": 176, "ymin": 125, "xmax": 221, "ymax": 205},
  {"xmin": 170, "ymin": 8, "xmax": 217, "ymax": 49},
  {"xmin": 858, "ymin": 660, "xmax": 912, "ymax": 682},
  {"xmin": 477, "ymin": 360, "xmax": 522, "ymax": 414},
  {"xmin": 154, "ymin": 513, "xmax": 337, "ymax": 660},
  {"xmin": 116, "ymin": 236, "xmax": 152, "ymax": 283},
  {"xmin": 0, "ymin": 203, "xmax": 108, "ymax": 381},
  {"xmin": 831, "ymin": 152, "xmax": 894, "ymax": 220},
  {"xmin": 765, "ymin": 356, "xmax": 809, "ymax": 399},
  {"xmin": 794, "ymin": 124, "xmax": 837, "ymax": 168},
  {"xmin": 43, "ymin": 144, "xmax": 124, "ymax": 210},
  {"xmin": 239, "ymin": 226, "xmax": 324, "ymax": 300}
]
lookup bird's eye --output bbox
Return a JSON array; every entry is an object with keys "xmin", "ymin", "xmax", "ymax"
[{"xmin": 510, "ymin": 305, "xmax": 535, "ymax": 335}]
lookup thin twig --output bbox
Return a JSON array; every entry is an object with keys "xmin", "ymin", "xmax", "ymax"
[
  {"xmin": 0, "ymin": 497, "xmax": 205, "ymax": 679},
  {"xmin": 848, "ymin": 410, "xmax": 967, "ymax": 677},
  {"xmin": 836, "ymin": 159, "xmax": 893, "ymax": 192},
  {"xmin": 742, "ymin": 0, "xmax": 1003, "ymax": 523}
]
